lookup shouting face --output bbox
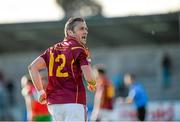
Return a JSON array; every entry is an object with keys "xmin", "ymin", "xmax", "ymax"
[{"xmin": 69, "ymin": 21, "xmax": 88, "ymax": 44}]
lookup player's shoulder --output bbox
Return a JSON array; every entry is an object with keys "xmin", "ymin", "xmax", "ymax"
[
  {"xmin": 49, "ymin": 40, "xmax": 70, "ymax": 51},
  {"xmin": 63, "ymin": 37, "xmax": 87, "ymax": 49},
  {"xmin": 44, "ymin": 46, "xmax": 53, "ymax": 53},
  {"xmin": 70, "ymin": 41, "xmax": 88, "ymax": 52},
  {"xmin": 70, "ymin": 40, "xmax": 91, "ymax": 57},
  {"xmin": 68, "ymin": 39, "xmax": 82, "ymax": 47}
]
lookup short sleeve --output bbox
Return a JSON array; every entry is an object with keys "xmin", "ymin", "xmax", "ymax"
[
  {"xmin": 40, "ymin": 48, "xmax": 49, "ymax": 64},
  {"xmin": 72, "ymin": 47, "xmax": 90, "ymax": 66},
  {"xmin": 128, "ymin": 89, "xmax": 136, "ymax": 100}
]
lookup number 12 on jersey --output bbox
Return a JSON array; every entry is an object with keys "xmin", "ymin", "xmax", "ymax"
[{"xmin": 49, "ymin": 51, "xmax": 68, "ymax": 77}]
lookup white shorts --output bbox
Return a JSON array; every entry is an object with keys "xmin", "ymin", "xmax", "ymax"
[{"xmin": 48, "ymin": 103, "xmax": 87, "ymax": 122}]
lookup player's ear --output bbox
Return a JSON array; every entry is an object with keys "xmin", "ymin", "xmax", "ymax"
[{"xmin": 67, "ymin": 30, "xmax": 74, "ymax": 36}]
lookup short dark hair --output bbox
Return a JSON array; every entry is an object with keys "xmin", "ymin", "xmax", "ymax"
[
  {"xmin": 125, "ymin": 73, "xmax": 136, "ymax": 80},
  {"xmin": 94, "ymin": 64, "xmax": 106, "ymax": 75},
  {"xmin": 64, "ymin": 17, "xmax": 85, "ymax": 37},
  {"xmin": 97, "ymin": 68, "xmax": 106, "ymax": 74}
]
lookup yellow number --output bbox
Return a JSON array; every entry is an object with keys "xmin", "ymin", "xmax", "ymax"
[
  {"xmin": 49, "ymin": 51, "xmax": 54, "ymax": 76},
  {"xmin": 48, "ymin": 52, "xmax": 68, "ymax": 77},
  {"xmin": 55, "ymin": 54, "xmax": 68, "ymax": 77}
]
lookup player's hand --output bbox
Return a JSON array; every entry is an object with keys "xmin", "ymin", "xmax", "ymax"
[
  {"xmin": 87, "ymin": 84, "xmax": 96, "ymax": 92},
  {"xmin": 38, "ymin": 90, "xmax": 47, "ymax": 104},
  {"xmin": 87, "ymin": 80, "xmax": 96, "ymax": 92}
]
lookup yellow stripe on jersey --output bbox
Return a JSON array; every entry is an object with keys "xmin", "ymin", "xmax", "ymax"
[
  {"xmin": 71, "ymin": 47, "xmax": 89, "ymax": 56},
  {"xmin": 71, "ymin": 46, "xmax": 85, "ymax": 51}
]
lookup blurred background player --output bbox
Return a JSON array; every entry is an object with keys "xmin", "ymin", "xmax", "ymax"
[
  {"xmin": 120, "ymin": 73, "xmax": 148, "ymax": 121},
  {"xmin": 91, "ymin": 65, "xmax": 115, "ymax": 121},
  {"xmin": 28, "ymin": 17, "xmax": 96, "ymax": 121},
  {"xmin": 161, "ymin": 53, "xmax": 172, "ymax": 89},
  {"xmin": 21, "ymin": 73, "xmax": 51, "ymax": 121}
]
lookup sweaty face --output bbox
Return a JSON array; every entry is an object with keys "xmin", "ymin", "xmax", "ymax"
[{"xmin": 73, "ymin": 21, "xmax": 88, "ymax": 44}]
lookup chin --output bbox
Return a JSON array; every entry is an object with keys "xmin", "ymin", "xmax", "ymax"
[{"xmin": 81, "ymin": 39, "xmax": 86, "ymax": 44}]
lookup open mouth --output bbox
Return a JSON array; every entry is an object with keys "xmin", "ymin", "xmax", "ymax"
[{"xmin": 82, "ymin": 36, "xmax": 86, "ymax": 39}]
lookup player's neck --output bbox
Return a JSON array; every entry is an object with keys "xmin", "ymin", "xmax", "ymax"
[
  {"xmin": 65, "ymin": 36, "xmax": 87, "ymax": 48},
  {"xmin": 65, "ymin": 36, "xmax": 76, "ymax": 41}
]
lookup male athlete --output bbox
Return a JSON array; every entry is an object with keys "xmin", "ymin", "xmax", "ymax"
[
  {"xmin": 91, "ymin": 66, "xmax": 114, "ymax": 121},
  {"xmin": 28, "ymin": 17, "xmax": 96, "ymax": 121}
]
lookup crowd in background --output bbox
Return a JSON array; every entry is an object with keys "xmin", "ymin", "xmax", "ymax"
[{"xmin": 0, "ymin": 71, "xmax": 16, "ymax": 120}]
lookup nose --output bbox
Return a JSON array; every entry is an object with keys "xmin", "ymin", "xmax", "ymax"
[{"xmin": 84, "ymin": 29, "xmax": 88, "ymax": 35}]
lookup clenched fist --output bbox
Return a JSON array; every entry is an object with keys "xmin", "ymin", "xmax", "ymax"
[{"xmin": 38, "ymin": 90, "xmax": 47, "ymax": 104}]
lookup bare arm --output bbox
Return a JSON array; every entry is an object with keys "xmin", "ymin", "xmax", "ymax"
[
  {"xmin": 125, "ymin": 89, "xmax": 135, "ymax": 104},
  {"xmin": 125, "ymin": 97, "xmax": 133, "ymax": 104},
  {"xmin": 123, "ymin": 89, "xmax": 135, "ymax": 104},
  {"xmin": 28, "ymin": 56, "xmax": 46, "ymax": 92},
  {"xmin": 28, "ymin": 56, "xmax": 47, "ymax": 104},
  {"xmin": 81, "ymin": 65, "xmax": 95, "ymax": 83},
  {"xmin": 21, "ymin": 86, "xmax": 33, "ymax": 120},
  {"xmin": 24, "ymin": 95, "xmax": 33, "ymax": 120},
  {"xmin": 94, "ymin": 87, "xmax": 104, "ymax": 111},
  {"xmin": 81, "ymin": 65, "xmax": 94, "ymax": 82},
  {"xmin": 81, "ymin": 65, "xmax": 96, "ymax": 91},
  {"xmin": 91, "ymin": 87, "xmax": 104, "ymax": 120}
]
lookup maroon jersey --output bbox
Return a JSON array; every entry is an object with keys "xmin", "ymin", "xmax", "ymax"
[{"xmin": 40, "ymin": 36, "xmax": 90, "ymax": 105}]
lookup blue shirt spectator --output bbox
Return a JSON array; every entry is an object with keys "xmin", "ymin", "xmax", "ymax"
[
  {"xmin": 124, "ymin": 73, "xmax": 148, "ymax": 121},
  {"xmin": 129, "ymin": 82, "xmax": 148, "ymax": 108}
]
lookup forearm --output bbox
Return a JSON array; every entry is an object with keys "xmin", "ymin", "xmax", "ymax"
[
  {"xmin": 94, "ymin": 88, "xmax": 103, "ymax": 109},
  {"xmin": 81, "ymin": 65, "xmax": 95, "ymax": 83},
  {"xmin": 125, "ymin": 97, "xmax": 133, "ymax": 104},
  {"xmin": 81, "ymin": 65, "xmax": 96, "ymax": 91},
  {"xmin": 28, "ymin": 57, "xmax": 47, "ymax": 104},
  {"xmin": 28, "ymin": 65, "xmax": 44, "ymax": 91},
  {"xmin": 25, "ymin": 96, "xmax": 33, "ymax": 120}
]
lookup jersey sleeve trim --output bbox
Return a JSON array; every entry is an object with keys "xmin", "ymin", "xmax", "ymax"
[
  {"xmin": 71, "ymin": 46, "xmax": 86, "ymax": 51},
  {"xmin": 71, "ymin": 46, "xmax": 89, "ymax": 56}
]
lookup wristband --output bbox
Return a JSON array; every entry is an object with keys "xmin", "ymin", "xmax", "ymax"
[
  {"xmin": 37, "ymin": 89, "xmax": 45, "ymax": 98},
  {"xmin": 88, "ymin": 80, "xmax": 96, "ymax": 86}
]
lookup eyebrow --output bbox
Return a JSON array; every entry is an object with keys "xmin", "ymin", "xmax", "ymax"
[{"xmin": 80, "ymin": 26, "xmax": 88, "ymax": 30}]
